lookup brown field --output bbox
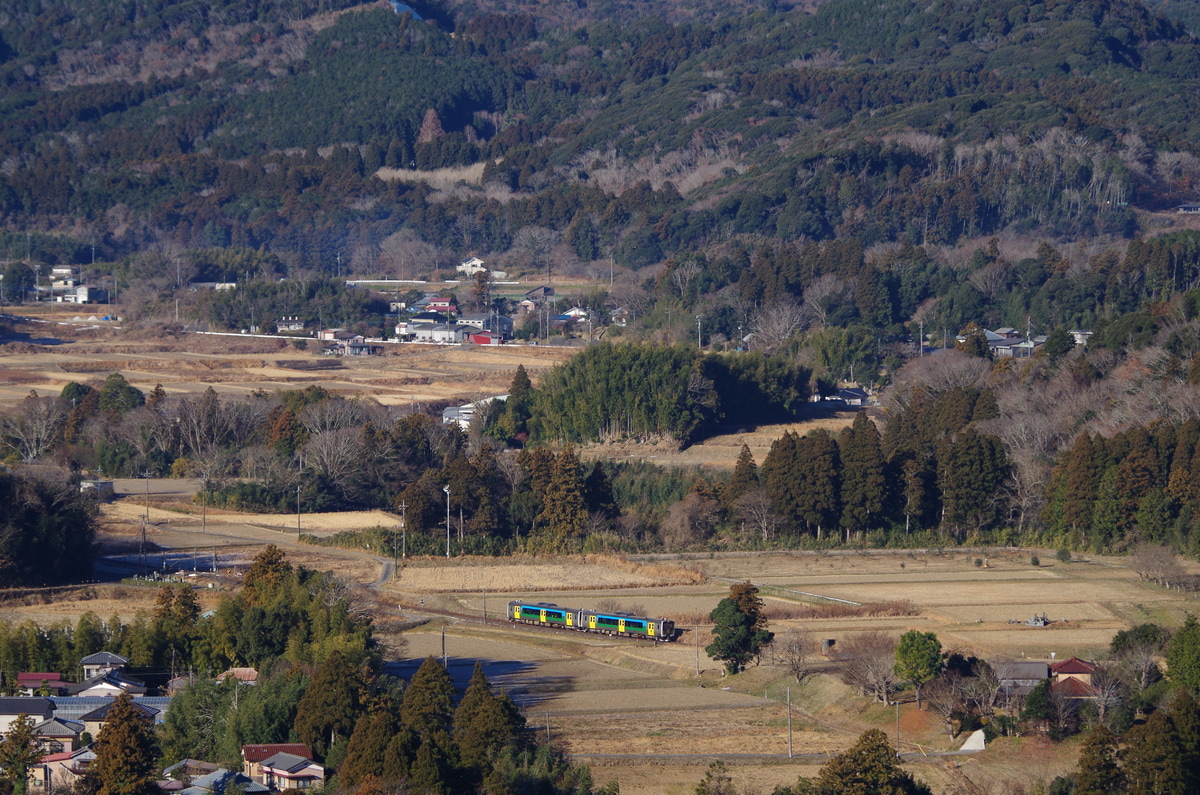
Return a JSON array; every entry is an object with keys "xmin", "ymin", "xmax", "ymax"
[
  {"xmin": 4, "ymin": 316, "xmax": 1199, "ymax": 792},
  {"xmin": 0, "ymin": 313, "xmax": 575, "ymax": 408},
  {"xmin": 1, "ymin": 492, "xmax": 1194, "ymax": 793}
]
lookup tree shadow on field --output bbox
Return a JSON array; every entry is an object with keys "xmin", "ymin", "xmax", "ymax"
[{"xmin": 385, "ymin": 656, "xmax": 574, "ymax": 708}]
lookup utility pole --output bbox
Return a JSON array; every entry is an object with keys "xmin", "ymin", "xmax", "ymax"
[
  {"xmin": 400, "ymin": 500, "xmax": 407, "ymax": 558},
  {"xmin": 787, "ymin": 687, "xmax": 793, "ymax": 758},
  {"xmin": 696, "ymin": 314, "xmax": 702, "ymax": 350},
  {"xmin": 443, "ymin": 485, "xmax": 451, "ymax": 558},
  {"xmin": 296, "ymin": 485, "xmax": 302, "ymax": 535}
]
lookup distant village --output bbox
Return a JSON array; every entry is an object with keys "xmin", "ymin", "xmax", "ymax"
[{"xmin": 5, "ymin": 652, "xmax": 325, "ymax": 794}]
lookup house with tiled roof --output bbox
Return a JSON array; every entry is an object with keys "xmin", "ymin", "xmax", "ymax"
[
  {"xmin": 181, "ymin": 768, "xmax": 270, "ymax": 795},
  {"xmin": 216, "ymin": 667, "xmax": 259, "ymax": 686},
  {"xmin": 1050, "ymin": 657, "xmax": 1098, "ymax": 685},
  {"xmin": 31, "ymin": 745, "xmax": 95, "ymax": 791},
  {"xmin": 17, "ymin": 673, "xmax": 72, "ymax": 696},
  {"xmin": 79, "ymin": 699, "xmax": 159, "ymax": 736},
  {"xmin": 242, "ymin": 744, "xmax": 313, "ymax": 783},
  {"xmin": 257, "ymin": 752, "xmax": 326, "ymax": 791},
  {"xmin": 66, "ymin": 671, "xmax": 147, "ymax": 698},
  {"xmin": 80, "ymin": 652, "xmax": 129, "ymax": 680},
  {"xmin": 33, "ymin": 716, "xmax": 85, "ymax": 753},
  {"xmin": 0, "ymin": 697, "xmax": 55, "ymax": 733}
]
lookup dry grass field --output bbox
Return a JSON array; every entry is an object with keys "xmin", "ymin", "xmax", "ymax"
[
  {"xmin": 5, "ymin": 314, "xmax": 1200, "ymax": 793},
  {"xmin": 0, "ymin": 312, "xmax": 574, "ymax": 409},
  {"xmin": 0, "ymin": 489, "xmax": 1195, "ymax": 793}
]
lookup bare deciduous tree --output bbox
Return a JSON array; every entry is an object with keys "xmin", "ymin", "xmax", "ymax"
[
  {"xmin": 802, "ymin": 273, "xmax": 851, "ymax": 328},
  {"xmin": 733, "ymin": 488, "xmax": 783, "ymax": 541},
  {"xmin": 749, "ymin": 297, "xmax": 808, "ymax": 352},
  {"xmin": 297, "ymin": 398, "xmax": 371, "ymax": 435},
  {"xmin": 839, "ymin": 631, "xmax": 899, "ymax": 705},
  {"xmin": 669, "ymin": 259, "xmax": 702, "ymax": 298},
  {"xmin": 768, "ymin": 629, "xmax": 820, "ymax": 686},
  {"xmin": 305, "ymin": 427, "xmax": 363, "ymax": 485},
  {"xmin": 659, "ymin": 492, "xmax": 719, "ymax": 551},
  {"xmin": 923, "ymin": 672, "xmax": 968, "ymax": 737},
  {"xmin": 4, "ymin": 393, "xmax": 67, "ymax": 462},
  {"xmin": 1129, "ymin": 543, "xmax": 1187, "ymax": 589},
  {"xmin": 967, "ymin": 260, "xmax": 1010, "ymax": 301}
]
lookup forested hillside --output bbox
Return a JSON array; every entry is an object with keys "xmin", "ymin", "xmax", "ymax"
[{"xmin": 4, "ymin": 0, "xmax": 1200, "ymax": 281}]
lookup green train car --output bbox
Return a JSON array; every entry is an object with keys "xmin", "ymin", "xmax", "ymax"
[{"xmin": 507, "ymin": 600, "xmax": 676, "ymax": 641}]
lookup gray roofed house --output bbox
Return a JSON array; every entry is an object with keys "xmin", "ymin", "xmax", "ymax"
[
  {"xmin": 49, "ymin": 696, "xmax": 170, "ymax": 724},
  {"xmin": 80, "ymin": 651, "xmax": 129, "ymax": 680},
  {"xmin": 33, "ymin": 716, "xmax": 85, "ymax": 753},
  {"xmin": 0, "ymin": 697, "xmax": 55, "ymax": 733},
  {"xmin": 257, "ymin": 752, "xmax": 326, "ymax": 791},
  {"xmin": 182, "ymin": 768, "xmax": 270, "ymax": 795},
  {"xmin": 66, "ymin": 671, "xmax": 147, "ymax": 698},
  {"xmin": 993, "ymin": 660, "xmax": 1050, "ymax": 696}
]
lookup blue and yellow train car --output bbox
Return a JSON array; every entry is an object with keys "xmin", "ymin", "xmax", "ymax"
[{"xmin": 506, "ymin": 600, "xmax": 675, "ymax": 641}]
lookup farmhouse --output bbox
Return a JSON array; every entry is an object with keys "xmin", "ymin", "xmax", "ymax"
[
  {"xmin": 242, "ymin": 744, "xmax": 314, "ymax": 783},
  {"xmin": 0, "ymin": 697, "xmax": 55, "ymax": 733},
  {"xmin": 80, "ymin": 651, "xmax": 129, "ymax": 680},
  {"xmin": 256, "ymin": 752, "xmax": 326, "ymax": 791}
]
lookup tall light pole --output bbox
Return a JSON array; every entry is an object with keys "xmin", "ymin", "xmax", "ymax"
[
  {"xmin": 443, "ymin": 485, "xmax": 451, "ymax": 558},
  {"xmin": 400, "ymin": 500, "xmax": 408, "ymax": 558}
]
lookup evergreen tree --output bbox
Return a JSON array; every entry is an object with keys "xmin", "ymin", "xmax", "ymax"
[
  {"xmin": 87, "ymin": 693, "xmax": 160, "ymax": 795},
  {"xmin": 534, "ymin": 446, "xmax": 589, "ymax": 550},
  {"xmin": 584, "ymin": 461, "xmax": 619, "ymax": 520},
  {"xmin": 1165, "ymin": 688, "xmax": 1200, "ymax": 793},
  {"xmin": 400, "ymin": 657, "xmax": 455, "ymax": 739},
  {"xmin": 340, "ymin": 709, "xmax": 400, "ymax": 786},
  {"xmin": 838, "ymin": 412, "xmax": 887, "ymax": 538},
  {"xmin": 705, "ymin": 583, "xmax": 773, "ymax": 674},
  {"xmin": 898, "ymin": 457, "xmax": 934, "ymax": 534},
  {"xmin": 0, "ymin": 715, "xmax": 42, "ymax": 795},
  {"xmin": 1062, "ymin": 433, "xmax": 1102, "ymax": 541},
  {"xmin": 454, "ymin": 663, "xmax": 526, "ymax": 772},
  {"xmin": 1122, "ymin": 709, "xmax": 1185, "ymax": 795},
  {"xmin": 1166, "ymin": 614, "xmax": 1200, "ymax": 694},
  {"xmin": 793, "ymin": 431, "xmax": 841, "ymax": 539},
  {"xmin": 937, "ymin": 428, "xmax": 1007, "ymax": 535},
  {"xmin": 1074, "ymin": 724, "xmax": 1123, "ymax": 795},
  {"xmin": 241, "ymin": 545, "xmax": 293, "ymax": 606},
  {"xmin": 812, "ymin": 729, "xmax": 932, "ymax": 795},
  {"xmin": 893, "ymin": 631, "xmax": 942, "ymax": 710},
  {"xmin": 294, "ymin": 650, "xmax": 363, "ymax": 760},
  {"xmin": 726, "ymin": 444, "xmax": 759, "ymax": 505},
  {"xmin": 955, "ymin": 323, "xmax": 991, "ymax": 359},
  {"xmin": 1043, "ymin": 327, "xmax": 1076, "ymax": 363}
]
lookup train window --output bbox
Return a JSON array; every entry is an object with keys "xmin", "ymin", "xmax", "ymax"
[
  {"xmin": 626, "ymin": 621, "xmax": 645, "ymax": 630},
  {"xmin": 597, "ymin": 617, "xmax": 619, "ymax": 627},
  {"xmin": 547, "ymin": 611, "xmax": 563, "ymax": 620},
  {"xmin": 520, "ymin": 608, "xmax": 540, "ymax": 619}
]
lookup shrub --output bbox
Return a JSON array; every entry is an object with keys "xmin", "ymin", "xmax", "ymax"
[
  {"xmin": 1056, "ymin": 547, "xmax": 1071, "ymax": 563},
  {"xmin": 1031, "ymin": 555, "xmax": 1040, "ymax": 566}
]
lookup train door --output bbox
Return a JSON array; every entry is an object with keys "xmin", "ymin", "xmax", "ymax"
[
  {"xmin": 618, "ymin": 618, "xmax": 626, "ymax": 633},
  {"xmin": 588, "ymin": 614, "xmax": 597, "ymax": 630},
  {"xmin": 540, "ymin": 609, "xmax": 546, "ymax": 623},
  {"xmin": 647, "ymin": 621, "xmax": 655, "ymax": 638},
  {"xmin": 512, "ymin": 605, "xmax": 521, "ymax": 620},
  {"xmin": 566, "ymin": 612, "xmax": 574, "ymax": 627}
]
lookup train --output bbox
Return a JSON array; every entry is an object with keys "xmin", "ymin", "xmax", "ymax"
[{"xmin": 507, "ymin": 600, "xmax": 677, "ymax": 641}]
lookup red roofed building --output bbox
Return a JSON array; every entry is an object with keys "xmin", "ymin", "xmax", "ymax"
[
  {"xmin": 1050, "ymin": 676, "xmax": 1099, "ymax": 700},
  {"xmin": 17, "ymin": 673, "xmax": 71, "ymax": 696},
  {"xmin": 242, "ymin": 744, "xmax": 313, "ymax": 783},
  {"xmin": 1051, "ymin": 657, "xmax": 1098, "ymax": 686}
]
